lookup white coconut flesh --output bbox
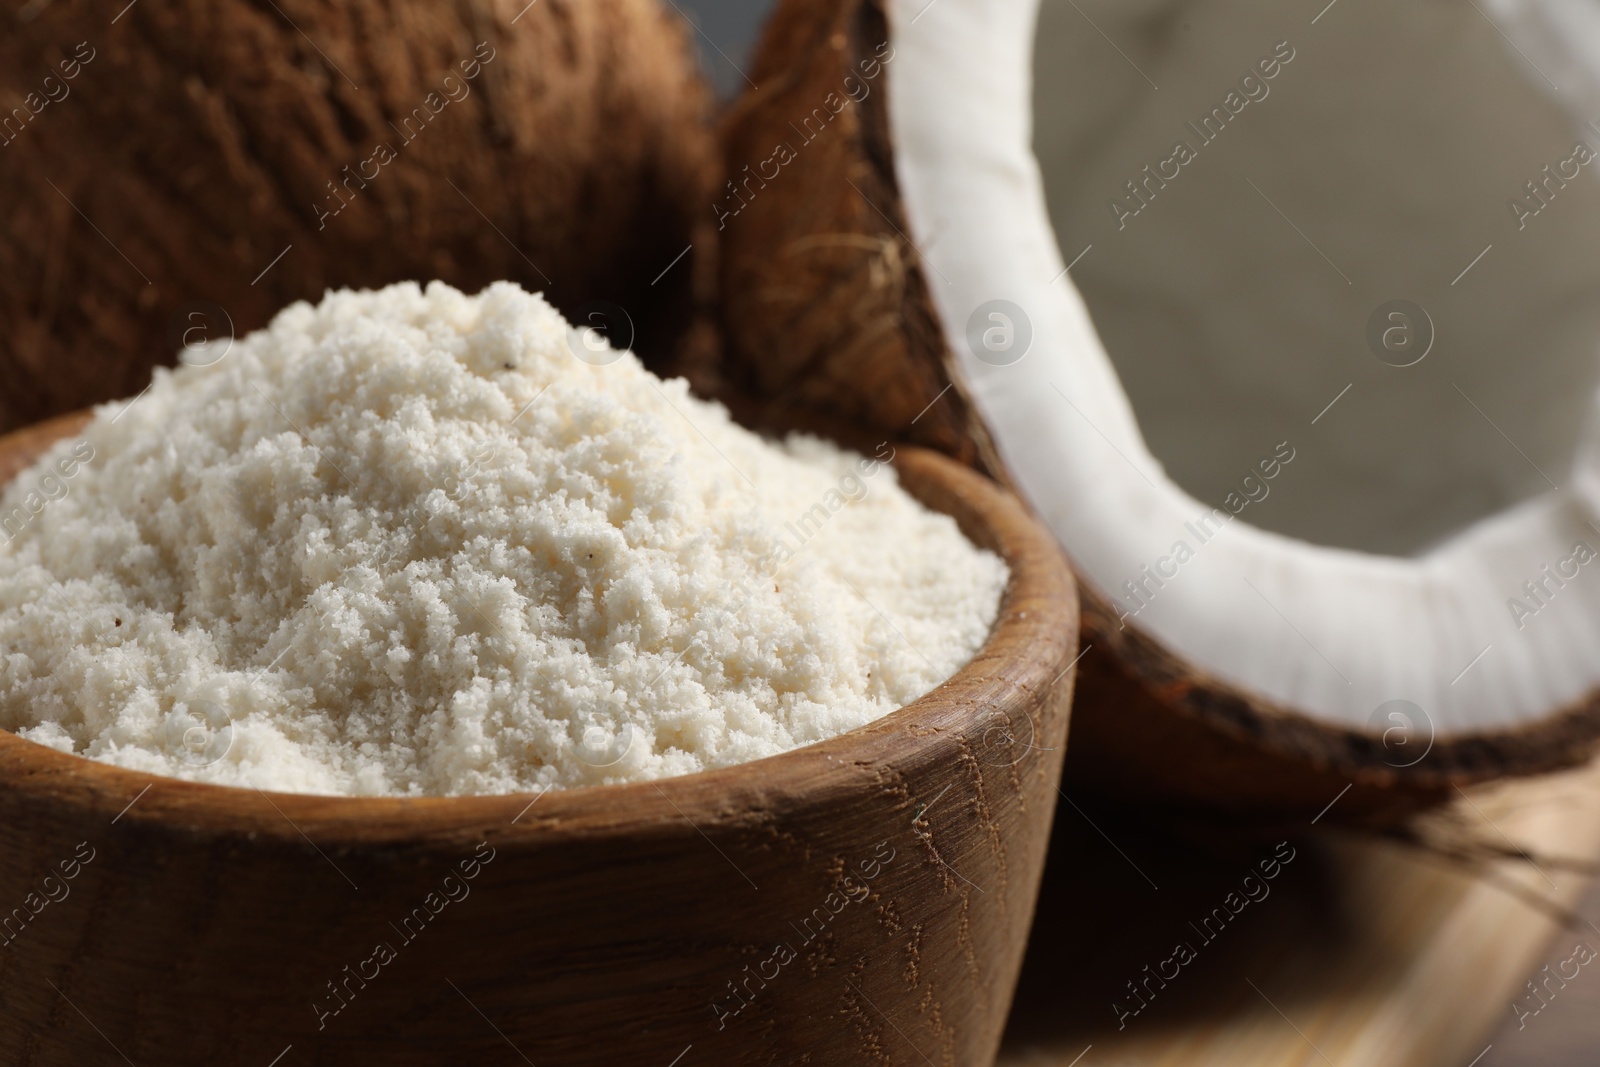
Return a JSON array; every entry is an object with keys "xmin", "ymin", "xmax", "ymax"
[{"xmin": 886, "ymin": 0, "xmax": 1600, "ymax": 743}]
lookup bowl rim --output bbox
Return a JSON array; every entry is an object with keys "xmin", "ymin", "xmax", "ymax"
[{"xmin": 0, "ymin": 412, "xmax": 1078, "ymax": 845}]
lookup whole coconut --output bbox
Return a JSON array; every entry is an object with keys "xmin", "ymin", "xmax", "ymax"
[{"xmin": 0, "ymin": 0, "xmax": 714, "ymax": 432}]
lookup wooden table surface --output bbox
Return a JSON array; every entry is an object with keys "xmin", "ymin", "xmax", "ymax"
[
  {"xmin": 997, "ymin": 761, "xmax": 1600, "ymax": 1067},
  {"xmin": 1480, "ymin": 865, "xmax": 1600, "ymax": 1067}
]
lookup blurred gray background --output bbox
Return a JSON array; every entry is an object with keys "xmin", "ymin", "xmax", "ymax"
[{"xmin": 671, "ymin": 0, "xmax": 777, "ymax": 95}]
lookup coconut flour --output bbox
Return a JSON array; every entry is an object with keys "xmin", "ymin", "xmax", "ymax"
[{"xmin": 0, "ymin": 282, "xmax": 1006, "ymax": 796}]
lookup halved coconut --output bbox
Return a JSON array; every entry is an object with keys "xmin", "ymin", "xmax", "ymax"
[{"xmin": 718, "ymin": 0, "xmax": 1600, "ymax": 822}]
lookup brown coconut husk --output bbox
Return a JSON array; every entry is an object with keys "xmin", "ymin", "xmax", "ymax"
[
  {"xmin": 716, "ymin": 0, "xmax": 1600, "ymax": 828},
  {"xmin": 712, "ymin": 0, "xmax": 1004, "ymax": 476},
  {"xmin": 0, "ymin": 0, "xmax": 714, "ymax": 434}
]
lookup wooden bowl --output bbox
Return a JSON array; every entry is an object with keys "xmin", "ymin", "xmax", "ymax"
[{"xmin": 0, "ymin": 413, "xmax": 1078, "ymax": 1066}]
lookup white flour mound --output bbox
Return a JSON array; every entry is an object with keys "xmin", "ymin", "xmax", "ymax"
[{"xmin": 0, "ymin": 282, "xmax": 1007, "ymax": 796}]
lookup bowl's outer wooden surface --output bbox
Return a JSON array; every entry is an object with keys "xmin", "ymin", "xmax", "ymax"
[{"xmin": 0, "ymin": 416, "xmax": 1079, "ymax": 1066}]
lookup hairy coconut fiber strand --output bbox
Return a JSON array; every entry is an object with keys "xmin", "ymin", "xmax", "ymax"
[{"xmin": 0, "ymin": 0, "xmax": 713, "ymax": 435}]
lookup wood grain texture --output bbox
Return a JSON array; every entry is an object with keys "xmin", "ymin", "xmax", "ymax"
[
  {"xmin": 0, "ymin": 0, "xmax": 714, "ymax": 434},
  {"xmin": 996, "ymin": 758, "xmax": 1600, "ymax": 1067},
  {"xmin": 0, "ymin": 417, "xmax": 1079, "ymax": 1067}
]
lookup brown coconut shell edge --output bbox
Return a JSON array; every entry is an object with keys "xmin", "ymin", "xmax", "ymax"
[{"xmin": 714, "ymin": 0, "xmax": 1600, "ymax": 827}]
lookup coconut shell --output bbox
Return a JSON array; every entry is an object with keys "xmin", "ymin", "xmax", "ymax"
[
  {"xmin": 0, "ymin": 0, "xmax": 713, "ymax": 434},
  {"xmin": 716, "ymin": 0, "xmax": 1600, "ymax": 826},
  {"xmin": 714, "ymin": 0, "xmax": 1004, "ymax": 475},
  {"xmin": 1068, "ymin": 585, "xmax": 1600, "ymax": 830}
]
